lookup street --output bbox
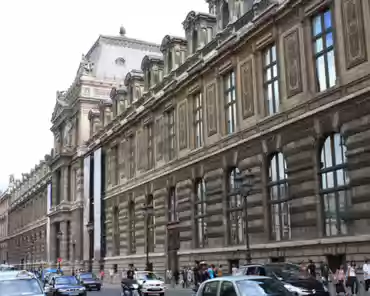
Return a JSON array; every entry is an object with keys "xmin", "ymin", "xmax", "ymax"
[{"xmin": 94, "ymin": 285, "xmax": 191, "ymax": 296}]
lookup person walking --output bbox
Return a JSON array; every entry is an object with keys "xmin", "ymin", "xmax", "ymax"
[
  {"xmin": 334, "ymin": 265, "xmax": 346, "ymax": 296},
  {"xmin": 347, "ymin": 261, "xmax": 358, "ymax": 296},
  {"xmin": 109, "ymin": 268, "xmax": 114, "ymax": 284},
  {"xmin": 363, "ymin": 259, "xmax": 370, "ymax": 292},
  {"xmin": 307, "ymin": 260, "xmax": 316, "ymax": 278}
]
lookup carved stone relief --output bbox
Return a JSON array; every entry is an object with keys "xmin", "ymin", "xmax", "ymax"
[
  {"xmin": 342, "ymin": 0, "xmax": 367, "ymax": 69},
  {"xmin": 206, "ymin": 83, "xmax": 217, "ymax": 136},
  {"xmin": 178, "ymin": 101, "xmax": 188, "ymax": 150},
  {"xmin": 240, "ymin": 59, "xmax": 255, "ymax": 119},
  {"xmin": 283, "ymin": 29, "xmax": 303, "ymax": 97}
]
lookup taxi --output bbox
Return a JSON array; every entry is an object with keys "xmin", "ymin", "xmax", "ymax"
[{"xmin": 0, "ymin": 270, "xmax": 45, "ymax": 296}]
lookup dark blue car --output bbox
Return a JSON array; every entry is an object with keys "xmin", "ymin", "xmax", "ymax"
[{"xmin": 44, "ymin": 275, "xmax": 86, "ymax": 296}]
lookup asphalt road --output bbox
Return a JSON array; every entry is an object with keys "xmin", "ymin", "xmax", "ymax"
[{"xmin": 93, "ymin": 285, "xmax": 191, "ymax": 296}]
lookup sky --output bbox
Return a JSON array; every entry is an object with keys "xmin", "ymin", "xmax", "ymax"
[{"xmin": 0, "ymin": 0, "xmax": 209, "ymax": 191}]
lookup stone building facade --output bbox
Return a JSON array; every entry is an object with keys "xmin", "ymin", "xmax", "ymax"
[
  {"xmin": 2, "ymin": 0, "xmax": 370, "ymax": 275},
  {"xmin": 0, "ymin": 189, "xmax": 9, "ymax": 263},
  {"xmin": 5, "ymin": 162, "xmax": 51, "ymax": 267},
  {"xmin": 82, "ymin": 0, "xmax": 370, "ymax": 273}
]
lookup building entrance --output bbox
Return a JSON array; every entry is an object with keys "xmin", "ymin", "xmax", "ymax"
[
  {"xmin": 327, "ymin": 254, "xmax": 346, "ymax": 272},
  {"xmin": 167, "ymin": 228, "xmax": 179, "ymax": 274}
]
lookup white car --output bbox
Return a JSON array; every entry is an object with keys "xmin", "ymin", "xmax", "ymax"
[{"xmin": 134, "ymin": 271, "xmax": 166, "ymax": 296}]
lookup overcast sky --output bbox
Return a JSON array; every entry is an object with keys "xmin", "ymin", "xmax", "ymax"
[{"xmin": 0, "ymin": 0, "xmax": 208, "ymax": 191}]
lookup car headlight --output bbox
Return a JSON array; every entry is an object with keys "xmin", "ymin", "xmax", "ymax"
[
  {"xmin": 58, "ymin": 289, "xmax": 68, "ymax": 292},
  {"xmin": 79, "ymin": 287, "xmax": 86, "ymax": 291},
  {"xmin": 132, "ymin": 284, "xmax": 139, "ymax": 289},
  {"xmin": 284, "ymin": 284, "xmax": 311, "ymax": 296}
]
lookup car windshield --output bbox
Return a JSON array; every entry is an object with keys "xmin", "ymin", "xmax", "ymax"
[
  {"xmin": 266, "ymin": 264, "xmax": 302, "ymax": 280},
  {"xmin": 55, "ymin": 276, "xmax": 78, "ymax": 285},
  {"xmin": 136, "ymin": 272, "xmax": 159, "ymax": 280},
  {"xmin": 80, "ymin": 273, "xmax": 95, "ymax": 279},
  {"xmin": 0, "ymin": 278, "xmax": 43, "ymax": 295},
  {"xmin": 237, "ymin": 278, "xmax": 291, "ymax": 296}
]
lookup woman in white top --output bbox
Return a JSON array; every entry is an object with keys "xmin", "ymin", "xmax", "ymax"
[{"xmin": 346, "ymin": 261, "xmax": 358, "ymax": 296}]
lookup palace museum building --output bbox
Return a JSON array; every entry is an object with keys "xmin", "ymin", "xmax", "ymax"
[{"xmin": 2, "ymin": 0, "xmax": 370, "ymax": 273}]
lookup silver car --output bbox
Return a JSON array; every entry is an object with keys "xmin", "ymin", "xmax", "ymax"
[
  {"xmin": 0, "ymin": 270, "xmax": 45, "ymax": 296},
  {"xmin": 195, "ymin": 275, "xmax": 292, "ymax": 296}
]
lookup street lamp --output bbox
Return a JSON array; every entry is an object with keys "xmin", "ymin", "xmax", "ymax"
[
  {"xmin": 234, "ymin": 169, "xmax": 254, "ymax": 264},
  {"xmin": 142, "ymin": 202, "xmax": 154, "ymax": 271},
  {"xmin": 56, "ymin": 230, "xmax": 63, "ymax": 270}
]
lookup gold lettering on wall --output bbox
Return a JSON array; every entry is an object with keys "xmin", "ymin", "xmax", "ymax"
[
  {"xmin": 206, "ymin": 83, "xmax": 217, "ymax": 136},
  {"xmin": 240, "ymin": 59, "xmax": 255, "ymax": 119},
  {"xmin": 283, "ymin": 29, "xmax": 303, "ymax": 97},
  {"xmin": 342, "ymin": 0, "xmax": 367, "ymax": 69}
]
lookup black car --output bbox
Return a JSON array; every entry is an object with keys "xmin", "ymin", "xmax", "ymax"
[
  {"xmin": 236, "ymin": 263, "xmax": 329, "ymax": 296},
  {"xmin": 76, "ymin": 272, "xmax": 102, "ymax": 291},
  {"xmin": 44, "ymin": 275, "xmax": 86, "ymax": 296}
]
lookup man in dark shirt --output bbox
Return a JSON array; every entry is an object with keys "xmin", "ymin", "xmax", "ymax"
[
  {"xmin": 127, "ymin": 268, "xmax": 134, "ymax": 280},
  {"xmin": 307, "ymin": 260, "xmax": 316, "ymax": 278}
]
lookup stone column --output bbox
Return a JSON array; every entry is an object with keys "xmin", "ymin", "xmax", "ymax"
[
  {"xmin": 51, "ymin": 172, "xmax": 58, "ymax": 207},
  {"xmin": 50, "ymin": 223, "xmax": 57, "ymax": 264},
  {"xmin": 60, "ymin": 221, "xmax": 68, "ymax": 262},
  {"xmin": 72, "ymin": 208, "xmax": 83, "ymax": 263},
  {"xmin": 61, "ymin": 167, "xmax": 69, "ymax": 202}
]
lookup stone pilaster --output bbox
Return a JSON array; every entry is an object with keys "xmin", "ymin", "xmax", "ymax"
[
  {"xmin": 72, "ymin": 209, "xmax": 83, "ymax": 262},
  {"xmin": 135, "ymin": 193, "xmax": 146, "ymax": 254},
  {"xmin": 153, "ymin": 188, "xmax": 167, "ymax": 253},
  {"xmin": 176, "ymin": 179, "xmax": 193, "ymax": 250},
  {"xmin": 60, "ymin": 221, "xmax": 68, "ymax": 262},
  {"xmin": 204, "ymin": 168, "xmax": 225, "ymax": 247},
  {"xmin": 50, "ymin": 223, "xmax": 57, "ymax": 264},
  {"xmin": 61, "ymin": 167, "xmax": 69, "ymax": 202},
  {"xmin": 51, "ymin": 172, "xmax": 58, "ymax": 207},
  {"xmin": 118, "ymin": 198, "xmax": 129, "ymax": 255}
]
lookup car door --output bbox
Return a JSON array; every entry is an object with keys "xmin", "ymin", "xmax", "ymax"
[
  {"xmin": 200, "ymin": 280, "xmax": 220, "ymax": 296},
  {"xmin": 220, "ymin": 281, "xmax": 238, "ymax": 296}
]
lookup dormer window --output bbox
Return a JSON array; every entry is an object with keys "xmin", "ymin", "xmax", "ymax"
[
  {"xmin": 168, "ymin": 51, "xmax": 173, "ymax": 73},
  {"xmin": 141, "ymin": 55, "xmax": 164, "ymax": 91},
  {"xmin": 160, "ymin": 35, "xmax": 187, "ymax": 76}
]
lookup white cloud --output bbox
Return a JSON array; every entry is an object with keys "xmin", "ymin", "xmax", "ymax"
[{"xmin": 0, "ymin": 0, "xmax": 208, "ymax": 191}]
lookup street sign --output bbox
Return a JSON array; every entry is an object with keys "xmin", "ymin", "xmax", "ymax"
[{"xmin": 57, "ymin": 258, "xmax": 62, "ymax": 263}]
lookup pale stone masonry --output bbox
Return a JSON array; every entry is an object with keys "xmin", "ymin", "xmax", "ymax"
[{"xmin": 2, "ymin": 0, "xmax": 370, "ymax": 276}]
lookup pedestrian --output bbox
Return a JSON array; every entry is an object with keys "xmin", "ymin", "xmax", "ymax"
[
  {"xmin": 320, "ymin": 261, "xmax": 330, "ymax": 286},
  {"xmin": 166, "ymin": 269, "xmax": 172, "ymax": 285},
  {"xmin": 109, "ymin": 268, "xmax": 114, "ymax": 284},
  {"xmin": 100, "ymin": 269, "xmax": 104, "ymax": 282},
  {"xmin": 217, "ymin": 265, "xmax": 223, "ymax": 277},
  {"xmin": 307, "ymin": 260, "xmax": 316, "ymax": 278},
  {"xmin": 363, "ymin": 259, "xmax": 370, "ymax": 291},
  {"xmin": 346, "ymin": 261, "xmax": 358, "ymax": 296},
  {"xmin": 334, "ymin": 265, "xmax": 346, "ymax": 296},
  {"xmin": 232, "ymin": 264, "xmax": 238, "ymax": 276}
]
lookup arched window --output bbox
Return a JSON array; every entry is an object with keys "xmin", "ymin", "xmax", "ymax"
[
  {"xmin": 320, "ymin": 133, "xmax": 350, "ymax": 236},
  {"xmin": 228, "ymin": 167, "xmax": 244, "ymax": 245},
  {"xmin": 268, "ymin": 153, "xmax": 291, "ymax": 241},
  {"xmin": 195, "ymin": 178, "xmax": 207, "ymax": 248}
]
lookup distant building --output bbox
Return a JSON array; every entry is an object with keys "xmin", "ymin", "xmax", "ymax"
[{"xmin": 4, "ymin": 0, "xmax": 370, "ymax": 274}]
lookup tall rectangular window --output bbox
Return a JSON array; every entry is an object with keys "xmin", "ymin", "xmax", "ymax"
[
  {"xmin": 312, "ymin": 9, "xmax": 336, "ymax": 92},
  {"xmin": 193, "ymin": 93, "xmax": 203, "ymax": 148},
  {"xmin": 147, "ymin": 124, "xmax": 154, "ymax": 169},
  {"xmin": 168, "ymin": 187, "xmax": 177, "ymax": 222},
  {"xmin": 128, "ymin": 198, "xmax": 136, "ymax": 254},
  {"xmin": 224, "ymin": 71, "xmax": 237, "ymax": 134},
  {"xmin": 263, "ymin": 44, "xmax": 279, "ymax": 115},
  {"xmin": 195, "ymin": 179, "xmax": 207, "ymax": 248},
  {"xmin": 129, "ymin": 135, "xmax": 135, "ymax": 178},
  {"xmin": 113, "ymin": 206, "xmax": 120, "ymax": 256},
  {"xmin": 167, "ymin": 110, "xmax": 176, "ymax": 160},
  {"xmin": 113, "ymin": 145, "xmax": 119, "ymax": 185}
]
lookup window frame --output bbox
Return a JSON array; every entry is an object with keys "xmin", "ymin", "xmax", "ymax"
[
  {"xmin": 312, "ymin": 8, "xmax": 336, "ymax": 92},
  {"xmin": 147, "ymin": 123, "xmax": 154, "ymax": 170},
  {"xmin": 193, "ymin": 92, "xmax": 204, "ymax": 148},
  {"xmin": 167, "ymin": 187, "xmax": 177, "ymax": 222},
  {"xmin": 224, "ymin": 71, "xmax": 237, "ymax": 135},
  {"xmin": 319, "ymin": 133, "xmax": 350, "ymax": 236},
  {"xmin": 128, "ymin": 197, "xmax": 136, "ymax": 254},
  {"xmin": 220, "ymin": 280, "xmax": 238, "ymax": 296},
  {"xmin": 167, "ymin": 109, "xmax": 176, "ymax": 161},
  {"xmin": 227, "ymin": 167, "xmax": 244, "ymax": 245},
  {"xmin": 195, "ymin": 178, "xmax": 207, "ymax": 248},
  {"xmin": 267, "ymin": 153, "xmax": 291, "ymax": 241},
  {"xmin": 128, "ymin": 135, "xmax": 136, "ymax": 179},
  {"xmin": 112, "ymin": 206, "xmax": 120, "ymax": 256},
  {"xmin": 263, "ymin": 44, "xmax": 279, "ymax": 116},
  {"xmin": 146, "ymin": 194, "xmax": 155, "ymax": 253}
]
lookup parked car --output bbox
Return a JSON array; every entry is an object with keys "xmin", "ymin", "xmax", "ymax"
[
  {"xmin": 0, "ymin": 270, "xmax": 44, "ymax": 296},
  {"xmin": 76, "ymin": 272, "xmax": 102, "ymax": 291},
  {"xmin": 44, "ymin": 275, "xmax": 86, "ymax": 296},
  {"xmin": 134, "ymin": 271, "xmax": 166, "ymax": 296},
  {"xmin": 235, "ymin": 263, "xmax": 329, "ymax": 296},
  {"xmin": 194, "ymin": 275, "xmax": 291, "ymax": 296}
]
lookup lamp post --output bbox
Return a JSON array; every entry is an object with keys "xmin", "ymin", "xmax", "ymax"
[
  {"xmin": 234, "ymin": 169, "xmax": 254, "ymax": 264},
  {"xmin": 56, "ymin": 230, "xmax": 63, "ymax": 270},
  {"xmin": 142, "ymin": 202, "xmax": 154, "ymax": 271}
]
